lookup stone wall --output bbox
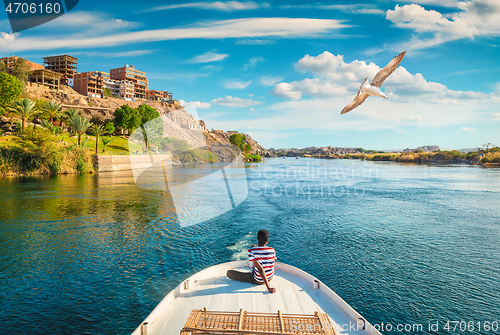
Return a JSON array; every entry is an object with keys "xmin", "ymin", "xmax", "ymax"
[{"xmin": 94, "ymin": 154, "xmax": 172, "ymax": 172}]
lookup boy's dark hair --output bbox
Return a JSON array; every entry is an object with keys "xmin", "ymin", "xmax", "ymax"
[{"xmin": 257, "ymin": 229, "xmax": 269, "ymax": 245}]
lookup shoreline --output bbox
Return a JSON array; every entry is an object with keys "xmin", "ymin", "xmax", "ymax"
[
  {"xmin": 275, "ymin": 151, "xmax": 500, "ymax": 168},
  {"xmin": 2, "ymin": 155, "xmax": 499, "ymax": 178}
]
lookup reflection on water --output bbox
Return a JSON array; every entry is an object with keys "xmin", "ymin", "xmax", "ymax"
[
  {"xmin": 0, "ymin": 159, "xmax": 499, "ymax": 334},
  {"xmin": 133, "ymin": 162, "xmax": 249, "ymax": 227}
]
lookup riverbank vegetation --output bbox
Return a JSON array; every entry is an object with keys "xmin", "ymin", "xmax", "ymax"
[
  {"xmin": 0, "ymin": 128, "xmax": 94, "ymax": 176},
  {"xmin": 302, "ymin": 148, "xmax": 500, "ymax": 166},
  {"xmin": 229, "ymin": 133, "xmax": 262, "ymax": 162}
]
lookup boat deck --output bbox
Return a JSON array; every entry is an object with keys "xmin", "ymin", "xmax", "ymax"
[{"xmin": 132, "ymin": 262, "xmax": 380, "ymax": 335}]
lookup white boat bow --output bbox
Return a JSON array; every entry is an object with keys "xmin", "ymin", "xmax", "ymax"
[{"xmin": 132, "ymin": 261, "xmax": 382, "ymax": 335}]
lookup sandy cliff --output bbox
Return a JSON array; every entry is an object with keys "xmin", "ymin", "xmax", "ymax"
[
  {"xmin": 24, "ymin": 83, "xmax": 182, "ymax": 119},
  {"xmin": 22, "ymin": 84, "xmax": 275, "ymax": 160}
]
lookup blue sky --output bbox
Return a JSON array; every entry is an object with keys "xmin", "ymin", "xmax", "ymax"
[{"xmin": 1, "ymin": 0, "xmax": 499, "ymax": 150}]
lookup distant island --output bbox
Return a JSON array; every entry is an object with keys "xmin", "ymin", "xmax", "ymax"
[{"xmin": 271, "ymin": 144, "xmax": 500, "ymax": 166}]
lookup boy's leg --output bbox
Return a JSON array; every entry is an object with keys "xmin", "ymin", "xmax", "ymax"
[{"xmin": 226, "ymin": 270, "xmax": 253, "ymax": 283}]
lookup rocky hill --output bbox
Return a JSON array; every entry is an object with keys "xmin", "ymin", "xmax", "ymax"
[
  {"xmin": 203, "ymin": 129, "xmax": 274, "ymax": 158},
  {"xmin": 24, "ymin": 83, "xmax": 182, "ymax": 119},
  {"xmin": 21, "ymin": 83, "xmax": 275, "ymax": 160}
]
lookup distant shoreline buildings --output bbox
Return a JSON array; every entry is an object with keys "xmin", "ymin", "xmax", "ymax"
[{"xmin": 0, "ymin": 54, "xmax": 173, "ymax": 103}]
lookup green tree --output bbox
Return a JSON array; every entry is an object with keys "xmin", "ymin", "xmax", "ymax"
[
  {"xmin": 100, "ymin": 136, "xmax": 112, "ymax": 153},
  {"xmin": 11, "ymin": 58, "xmax": 32, "ymax": 85},
  {"xmin": 90, "ymin": 114, "xmax": 104, "ymax": 125},
  {"xmin": 61, "ymin": 108, "xmax": 79, "ymax": 133},
  {"xmin": 41, "ymin": 120, "xmax": 61, "ymax": 134},
  {"xmin": 41, "ymin": 100, "xmax": 62, "ymax": 123},
  {"xmin": 0, "ymin": 73, "xmax": 23, "ymax": 113},
  {"xmin": 67, "ymin": 115, "xmax": 90, "ymax": 146},
  {"xmin": 104, "ymin": 121, "xmax": 115, "ymax": 135},
  {"xmin": 229, "ymin": 133, "xmax": 247, "ymax": 151},
  {"xmin": 103, "ymin": 87, "xmax": 113, "ymax": 98},
  {"xmin": 140, "ymin": 123, "xmax": 163, "ymax": 150},
  {"xmin": 137, "ymin": 104, "xmax": 163, "ymax": 147},
  {"xmin": 113, "ymin": 105, "xmax": 141, "ymax": 135},
  {"xmin": 138, "ymin": 104, "xmax": 160, "ymax": 124},
  {"xmin": 0, "ymin": 61, "xmax": 7, "ymax": 73},
  {"xmin": 13, "ymin": 127, "xmax": 60, "ymax": 172},
  {"xmin": 244, "ymin": 143, "xmax": 251, "ymax": 153},
  {"xmin": 63, "ymin": 108, "xmax": 79, "ymax": 119},
  {"xmin": 8, "ymin": 98, "xmax": 38, "ymax": 131},
  {"xmin": 90, "ymin": 123, "xmax": 106, "ymax": 154}
]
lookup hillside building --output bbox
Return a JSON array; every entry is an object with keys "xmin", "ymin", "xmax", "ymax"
[
  {"xmin": 110, "ymin": 65, "xmax": 148, "ymax": 100},
  {"xmin": 146, "ymin": 89, "xmax": 173, "ymax": 101},
  {"xmin": 101, "ymin": 78, "xmax": 135, "ymax": 101},
  {"xmin": 116, "ymin": 80, "xmax": 135, "ymax": 101},
  {"xmin": 28, "ymin": 69, "xmax": 62, "ymax": 90},
  {"xmin": 1, "ymin": 55, "xmax": 44, "ymax": 73},
  {"xmin": 90, "ymin": 71, "xmax": 110, "ymax": 80},
  {"xmin": 73, "ymin": 72, "xmax": 103, "ymax": 98},
  {"xmin": 2, "ymin": 55, "xmax": 175, "ymax": 102},
  {"xmin": 43, "ymin": 55, "xmax": 78, "ymax": 85}
]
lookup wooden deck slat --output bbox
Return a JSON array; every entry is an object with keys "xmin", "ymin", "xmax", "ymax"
[{"xmin": 181, "ymin": 308, "xmax": 330, "ymax": 335}]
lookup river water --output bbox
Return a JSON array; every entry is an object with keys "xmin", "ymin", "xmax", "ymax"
[{"xmin": 1, "ymin": 158, "xmax": 499, "ymax": 334}]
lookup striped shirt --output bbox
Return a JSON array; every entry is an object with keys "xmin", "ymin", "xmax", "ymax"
[{"xmin": 248, "ymin": 246, "xmax": 277, "ymax": 282}]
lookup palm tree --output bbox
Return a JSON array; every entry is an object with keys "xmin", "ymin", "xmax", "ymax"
[
  {"xmin": 62, "ymin": 108, "xmax": 79, "ymax": 134},
  {"xmin": 63, "ymin": 108, "xmax": 79, "ymax": 119},
  {"xmin": 100, "ymin": 136, "xmax": 112, "ymax": 153},
  {"xmin": 41, "ymin": 100, "xmax": 62, "ymax": 123},
  {"xmin": 90, "ymin": 123, "xmax": 106, "ymax": 154},
  {"xmin": 67, "ymin": 115, "xmax": 90, "ymax": 147},
  {"xmin": 8, "ymin": 99, "xmax": 38, "ymax": 132}
]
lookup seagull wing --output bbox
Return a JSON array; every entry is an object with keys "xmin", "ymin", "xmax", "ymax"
[
  {"xmin": 341, "ymin": 92, "xmax": 369, "ymax": 115},
  {"xmin": 370, "ymin": 51, "xmax": 406, "ymax": 88}
]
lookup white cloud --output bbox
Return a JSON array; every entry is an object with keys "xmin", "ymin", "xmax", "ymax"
[
  {"xmin": 281, "ymin": 3, "xmax": 383, "ymax": 14},
  {"xmin": 319, "ymin": 4, "xmax": 384, "ymax": 15},
  {"xmin": 0, "ymin": 32, "xmax": 17, "ymax": 47},
  {"xmin": 205, "ymin": 96, "xmax": 492, "ymax": 134},
  {"xmin": 144, "ymin": 1, "xmax": 270, "ymax": 13},
  {"xmin": 386, "ymin": 2, "xmax": 500, "ymax": 51},
  {"xmin": 0, "ymin": 17, "xmax": 348, "ymax": 52},
  {"xmin": 44, "ymin": 11, "xmax": 136, "ymax": 31},
  {"xmin": 211, "ymin": 96, "xmax": 263, "ymax": 107},
  {"xmin": 260, "ymin": 76, "xmax": 283, "ymax": 86},
  {"xmin": 179, "ymin": 99, "xmax": 211, "ymax": 108},
  {"xmin": 492, "ymin": 113, "xmax": 500, "ymax": 121},
  {"xmin": 460, "ymin": 127, "xmax": 477, "ymax": 132},
  {"xmin": 494, "ymin": 82, "xmax": 500, "ymax": 93},
  {"xmin": 270, "ymin": 83, "xmax": 302, "ymax": 100},
  {"xmin": 270, "ymin": 78, "xmax": 347, "ymax": 100},
  {"xmin": 243, "ymin": 56, "xmax": 264, "ymax": 70},
  {"xmin": 398, "ymin": 0, "xmax": 461, "ymax": 8},
  {"xmin": 271, "ymin": 51, "xmax": 489, "ymax": 104},
  {"xmin": 402, "ymin": 115, "xmax": 423, "ymax": 122},
  {"xmin": 224, "ymin": 80, "xmax": 252, "ymax": 89},
  {"xmin": 188, "ymin": 51, "xmax": 228, "ymax": 63}
]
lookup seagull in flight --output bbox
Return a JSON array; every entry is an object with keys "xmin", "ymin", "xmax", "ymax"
[{"xmin": 341, "ymin": 51, "xmax": 406, "ymax": 115}]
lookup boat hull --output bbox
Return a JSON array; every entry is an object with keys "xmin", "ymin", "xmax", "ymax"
[{"xmin": 131, "ymin": 261, "xmax": 382, "ymax": 335}]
